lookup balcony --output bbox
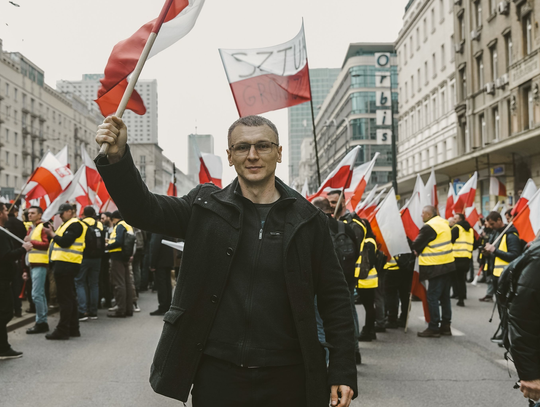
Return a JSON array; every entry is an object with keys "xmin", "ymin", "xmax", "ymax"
[
  {"xmin": 22, "ymin": 149, "xmax": 31, "ymax": 157},
  {"xmin": 22, "ymin": 169, "xmax": 30, "ymax": 178},
  {"xmin": 22, "ymin": 126, "xmax": 30, "ymax": 135},
  {"xmin": 38, "ymin": 114, "xmax": 46, "ymax": 123},
  {"xmin": 21, "ymin": 106, "xmax": 30, "ymax": 114}
]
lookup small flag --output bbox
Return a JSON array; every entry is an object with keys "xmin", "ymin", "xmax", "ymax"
[
  {"xmin": 453, "ymin": 172, "xmax": 478, "ymax": 214},
  {"xmin": 512, "ymin": 178, "xmax": 537, "ymax": 216},
  {"xmin": 489, "ymin": 177, "xmax": 507, "ymax": 197},
  {"xmin": 513, "ymin": 189, "xmax": 540, "ymax": 243},
  {"xmin": 445, "ymin": 182, "xmax": 456, "ymax": 219}
]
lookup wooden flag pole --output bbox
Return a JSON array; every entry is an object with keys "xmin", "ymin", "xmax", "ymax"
[{"xmin": 404, "ymin": 292, "xmax": 413, "ymax": 333}]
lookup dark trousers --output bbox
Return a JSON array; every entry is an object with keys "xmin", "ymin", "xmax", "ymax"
[
  {"xmin": 453, "ymin": 258, "xmax": 470, "ymax": 301},
  {"xmin": 154, "ymin": 267, "xmax": 172, "ymax": 312},
  {"xmin": 140, "ymin": 251, "xmax": 151, "ymax": 291},
  {"xmin": 191, "ymin": 355, "xmax": 307, "ymax": 407},
  {"xmin": 357, "ymin": 288, "xmax": 376, "ymax": 332},
  {"xmin": 0, "ymin": 281, "xmax": 14, "ymax": 352},
  {"xmin": 11, "ymin": 268, "xmax": 22, "ymax": 315},
  {"xmin": 385, "ymin": 268, "xmax": 413, "ymax": 322},
  {"xmin": 54, "ymin": 266, "xmax": 80, "ymax": 336},
  {"xmin": 427, "ymin": 273, "xmax": 452, "ymax": 331},
  {"xmin": 110, "ymin": 258, "xmax": 133, "ymax": 315},
  {"xmin": 99, "ymin": 254, "xmax": 112, "ymax": 308}
]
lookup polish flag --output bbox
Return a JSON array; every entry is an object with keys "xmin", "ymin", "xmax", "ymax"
[
  {"xmin": 42, "ymin": 165, "xmax": 86, "ymax": 221},
  {"xmin": 354, "ymin": 186, "xmax": 377, "ymax": 216},
  {"xmin": 167, "ymin": 165, "xmax": 178, "ymax": 197},
  {"xmin": 453, "ymin": 172, "xmax": 478, "ymax": 214},
  {"xmin": 424, "ymin": 168, "xmax": 438, "ymax": 208},
  {"xmin": 489, "ymin": 177, "xmax": 507, "ymax": 197},
  {"xmin": 308, "ymin": 146, "xmax": 360, "ymax": 200},
  {"xmin": 345, "ymin": 152, "xmax": 379, "ymax": 212},
  {"xmin": 23, "ymin": 152, "xmax": 73, "ymax": 202},
  {"xmin": 501, "ymin": 203, "xmax": 509, "ymax": 224},
  {"xmin": 512, "ymin": 178, "xmax": 537, "ymax": 216},
  {"xmin": 445, "ymin": 182, "xmax": 456, "ymax": 219},
  {"xmin": 219, "ymin": 23, "xmax": 311, "ymax": 117},
  {"xmin": 95, "ymin": 0, "xmax": 206, "ymax": 116},
  {"xmin": 362, "ymin": 188, "xmax": 387, "ymax": 220},
  {"xmin": 81, "ymin": 145, "xmax": 111, "ymax": 210},
  {"xmin": 199, "ymin": 153, "xmax": 222, "ymax": 188},
  {"xmin": 492, "ymin": 201, "xmax": 502, "ymax": 212},
  {"xmin": 513, "ymin": 189, "xmax": 540, "ymax": 243},
  {"xmin": 411, "ymin": 258, "xmax": 430, "ymax": 323},
  {"xmin": 55, "ymin": 146, "xmax": 70, "ymax": 169},
  {"xmin": 300, "ymin": 179, "xmax": 310, "ymax": 199},
  {"xmin": 369, "ymin": 188, "xmax": 411, "ymax": 260},
  {"xmin": 400, "ymin": 190, "xmax": 424, "ymax": 241},
  {"xmin": 465, "ymin": 206, "xmax": 482, "ymax": 238}
]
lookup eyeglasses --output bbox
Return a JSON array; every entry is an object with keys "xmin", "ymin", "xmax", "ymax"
[{"xmin": 229, "ymin": 141, "xmax": 279, "ymax": 157}]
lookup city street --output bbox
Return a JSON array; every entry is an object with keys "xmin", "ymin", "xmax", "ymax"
[{"xmin": 0, "ymin": 282, "xmax": 526, "ymax": 407}]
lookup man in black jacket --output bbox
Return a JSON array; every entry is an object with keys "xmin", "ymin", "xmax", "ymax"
[
  {"xmin": 148, "ymin": 233, "xmax": 174, "ymax": 316},
  {"xmin": 508, "ymin": 239, "xmax": 540, "ymax": 403},
  {"xmin": 451, "ymin": 213, "xmax": 475, "ymax": 307},
  {"xmin": 96, "ymin": 115, "xmax": 357, "ymax": 407},
  {"xmin": 0, "ymin": 202, "xmax": 32, "ymax": 359}
]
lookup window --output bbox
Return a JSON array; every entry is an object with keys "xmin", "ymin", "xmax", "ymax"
[
  {"xmin": 528, "ymin": 87, "xmax": 534, "ymax": 129},
  {"xmin": 441, "ymin": 88, "xmax": 446, "ymax": 114},
  {"xmin": 14, "ymin": 88, "xmax": 17, "ymax": 101},
  {"xmin": 351, "ymin": 92, "xmax": 376, "ymax": 113},
  {"xmin": 490, "ymin": 45, "xmax": 498, "ymax": 81},
  {"xmin": 441, "ymin": 44, "xmax": 446, "ymax": 69},
  {"xmin": 489, "ymin": 0, "xmax": 496, "ymax": 15},
  {"xmin": 416, "ymin": 27, "xmax": 420, "ymax": 49},
  {"xmin": 431, "ymin": 8, "xmax": 436, "ymax": 32},
  {"xmin": 505, "ymin": 33, "xmax": 513, "ymax": 69},
  {"xmin": 507, "ymin": 98, "xmax": 513, "ymax": 136},
  {"xmin": 5, "ymin": 83, "xmax": 9, "ymax": 98},
  {"xmin": 460, "ymin": 67, "xmax": 467, "ymax": 101},
  {"xmin": 417, "ymin": 106, "xmax": 422, "ymax": 129},
  {"xmin": 459, "ymin": 14, "xmax": 465, "ymax": 41},
  {"xmin": 411, "ymin": 111, "xmax": 416, "ymax": 133},
  {"xmin": 524, "ymin": 15, "xmax": 533, "ymax": 56},
  {"xmin": 423, "ymin": 18, "xmax": 428, "ymax": 41},
  {"xmin": 477, "ymin": 55, "xmax": 484, "ymax": 89},
  {"xmin": 417, "ymin": 68, "xmax": 421, "ymax": 91},
  {"xmin": 450, "ymin": 82, "xmax": 456, "ymax": 108},
  {"xmin": 432, "ymin": 95, "xmax": 438, "ymax": 121},
  {"xmin": 439, "ymin": 0, "xmax": 444, "ymax": 20},
  {"xmin": 432, "ymin": 53, "xmax": 437, "ymax": 77},
  {"xmin": 5, "ymin": 129, "xmax": 9, "ymax": 143},
  {"xmin": 424, "ymin": 100, "xmax": 430, "ymax": 125},
  {"xmin": 410, "ymin": 36, "xmax": 414, "ymax": 57},
  {"xmin": 480, "ymin": 113, "xmax": 487, "ymax": 146},
  {"xmin": 404, "ymin": 44, "xmax": 408, "ymax": 64},
  {"xmin": 424, "ymin": 61, "xmax": 429, "ymax": 84},
  {"xmin": 351, "ymin": 118, "xmax": 377, "ymax": 140},
  {"xmin": 5, "ymin": 151, "xmax": 9, "ymax": 165},
  {"xmin": 475, "ymin": 1, "xmax": 483, "ymax": 28},
  {"xmin": 411, "ymin": 75, "xmax": 415, "ymax": 96},
  {"xmin": 493, "ymin": 107, "xmax": 500, "ymax": 141},
  {"xmin": 451, "ymin": 35, "xmax": 455, "ymax": 62},
  {"xmin": 405, "ymin": 81, "xmax": 408, "ymax": 100},
  {"xmin": 14, "ymin": 154, "xmax": 18, "ymax": 168},
  {"xmin": 14, "ymin": 132, "xmax": 17, "ymax": 145}
]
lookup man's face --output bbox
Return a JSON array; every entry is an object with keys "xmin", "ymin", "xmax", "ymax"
[
  {"xmin": 487, "ymin": 218, "xmax": 504, "ymax": 231},
  {"xmin": 505, "ymin": 213, "xmax": 512, "ymax": 223},
  {"xmin": 100, "ymin": 214, "xmax": 109, "ymax": 226},
  {"xmin": 421, "ymin": 208, "xmax": 433, "ymax": 223},
  {"xmin": 60, "ymin": 209, "xmax": 73, "ymax": 222},
  {"xmin": 327, "ymin": 193, "xmax": 342, "ymax": 215},
  {"xmin": 227, "ymin": 125, "xmax": 282, "ymax": 186},
  {"xmin": 28, "ymin": 208, "xmax": 42, "ymax": 224},
  {"xmin": 0, "ymin": 206, "xmax": 8, "ymax": 226},
  {"xmin": 449, "ymin": 216, "xmax": 457, "ymax": 227}
]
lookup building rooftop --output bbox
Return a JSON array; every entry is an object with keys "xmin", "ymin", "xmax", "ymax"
[{"xmin": 342, "ymin": 42, "xmax": 395, "ymax": 68}]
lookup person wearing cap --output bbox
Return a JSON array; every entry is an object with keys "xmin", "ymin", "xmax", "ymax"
[
  {"xmin": 106, "ymin": 210, "xmax": 135, "ymax": 318},
  {"xmin": 43, "ymin": 203, "xmax": 87, "ymax": 340}
]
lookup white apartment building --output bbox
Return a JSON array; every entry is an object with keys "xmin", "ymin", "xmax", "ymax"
[
  {"xmin": 396, "ymin": 0, "xmax": 458, "ymax": 197},
  {"xmin": 57, "ymin": 74, "xmax": 159, "ymax": 145}
]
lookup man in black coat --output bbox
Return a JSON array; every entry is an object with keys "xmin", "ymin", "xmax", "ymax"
[
  {"xmin": 148, "ymin": 233, "xmax": 174, "ymax": 316},
  {"xmin": 96, "ymin": 115, "xmax": 357, "ymax": 407},
  {"xmin": 0, "ymin": 202, "xmax": 32, "ymax": 359}
]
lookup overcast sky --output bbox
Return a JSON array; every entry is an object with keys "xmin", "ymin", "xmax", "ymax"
[{"xmin": 0, "ymin": 0, "xmax": 406, "ymax": 185}]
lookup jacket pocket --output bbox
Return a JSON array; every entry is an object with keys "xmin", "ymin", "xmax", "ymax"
[{"xmin": 163, "ymin": 306, "xmax": 185, "ymax": 324}]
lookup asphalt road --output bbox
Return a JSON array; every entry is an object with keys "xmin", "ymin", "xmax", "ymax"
[{"xmin": 0, "ymin": 282, "xmax": 528, "ymax": 407}]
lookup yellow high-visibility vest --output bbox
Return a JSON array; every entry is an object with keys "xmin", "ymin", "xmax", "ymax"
[
  {"xmin": 493, "ymin": 233, "xmax": 518, "ymax": 277},
  {"xmin": 384, "ymin": 257, "xmax": 400, "ymax": 271},
  {"xmin": 24, "ymin": 221, "xmax": 32, "ymax": 231},
  {"xmin": 419, "ymin": 216, "xmax": 455, "ymax": 266},
  {"xmin": 109, "ymin": 220, "xmax": 133, "ymax": 253},
  {"xmin": 453, "ymin": 224, "xmax": 474, "ymax": 259},
  {"xmin": 81, "ymin": 217, "xmax": 104, "ymax": 231},
  {"xmin": 50, "ymin": 218, "xmax": 87, "ymax": 264},
  {"xmin": 28, "ymin": 223, "xmax": 49, "ymax": 264},
  {"xmin": 348, "ymin": 218, "xmax": 378, "ymax": 289}
]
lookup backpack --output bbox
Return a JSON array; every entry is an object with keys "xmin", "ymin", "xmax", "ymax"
[
  {"xmin": 329, "ymin": 221, "xmax": 357, "ymax": 285},
  {"xmin": 82, "ymin": 220, "xmax": 105, "ymax": 258},
  {"xmin": 121, "ymin": 229, "xmax": 137, "ymax": 261}
]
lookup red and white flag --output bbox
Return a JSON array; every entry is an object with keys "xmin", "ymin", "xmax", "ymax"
[
  {"xmin": 465, "ymin": 206, "xmax": 482, "ymax": 238},
  {"xmin": 95, "ymin": 0, "xmax": 205, "ymax": 116},
  {"xmin": 308, "ymin": 146, "xmax": 360, "ymax": 200},
  {"xmin": 445, "ymin": 182, "xmax": 456, "ymax": 220},
  {"xmin": 512, "ymin": 178, "xmax": 537, "ymax": 216},
  {"xmin": 42, "ymin": 165, "xmax": 86, "ymax": 221},
  {"xmin": 300, "ymin": 179, "xmax": 310, "ymax": 199},
  {"xmin": 453, "ymin": 172, "xmax": 477, "ymax": 214},
  {"xmin": 199, "ymin": 152, "xmax": 222, "ymax": 188},
  {"xmin": 362, "ymin": 188, "xmax": 387, "ymax": 220},
  {"xmin": 167, "ymin": 165, "xmax": 178, "ymax": 197},
  {"xmin": 55, "ymin": 146, "xmax": 70, "ymax": 169},
  {"xmin": 424, "ymin": 168, "xmax": 438, "ymax": 208},
  {"xmin": 81, "ymin": 145, "xmax": 111, "ymax": 210},
  {"xmin": 513, "ymin": 189, "xmax": 540, "ymax": 243},
  {"xmin": 219, "ymin": 23, "xmax": 311, "ymax": 117},
  {"xmin": 401, "ymin": 191, "xmax": 423, "ymax": 241},
  {"xmin": 23, "ymin": 152, "xmax": 73, "ymax": 203},
  {"xmin": 489, "ymin": 177, "xmax": 507, "ymax": 197},
  {"xmin": 345, "ymin": 152, "xmax": 379, "ymax": 212},
  {"xmin": 369, "ymin": 188, "xmax": 411, "ymax": 260},
  {"xmin": 354, "ymin": 186, "xmax": 378, "ymax": 216},
  {"xmin": 411, "ymin": 258, "xmax": 430, "ymax": 323}
]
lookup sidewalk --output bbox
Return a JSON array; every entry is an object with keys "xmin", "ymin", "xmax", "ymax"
[{"xmin": 7, "ymin": 299, "xmax": 59, "ymax": 333}]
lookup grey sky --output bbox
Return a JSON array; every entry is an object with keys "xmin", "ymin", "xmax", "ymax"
[{"xmin": 0, "ymin": 0, "xmax": 406, "ymax": 185}]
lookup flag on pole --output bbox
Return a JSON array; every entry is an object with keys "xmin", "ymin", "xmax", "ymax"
[
  {"xmin": 465, "ymin": 206, "xmax": 482, "ymax": 238},
  {"xmin": 354, "ymin": 185, "xmax": 377, "ymax": 215},
  {"xmin": 512, "ymin": 189, "xmax": 540, "ymax": 243},
  {"xmin": 167, "ymin": 164, "xmax": 178, "ymax": 197},
  {"xmin": 300, "ymin": 179, "xmax": 310, "ymax": 199},
  {"xmin": 362, "ymin": 188, "xmax": 386, "ymax": 220},
  {"xmin": 453, "ymin": 172, "xmax": 478, "ymax": 214},
  {"xmin": 55, "ymin": 146, "xmax": 70, "ymax": 169},
  {"xmin": 400, "ymin": 191, "xmax": 424, "ymax": 241},
  {"xmin": 489, "ymin": 177, "xmax": 507, "ymax": 197},
  {"xmin": 23, "ymin": 152, "xmax": 73, "ymax": 202},
  {"xmin": 199, "ymin": 153, "xmax": 222, "ymax": 188},
  {"xmin": 368, "ymin": 188, "xmax": 411, "ymax": 260},
  {"xmin": 501, "ymin": 203, "xmax": 509, "ymax": 224},
  {"xmin": 81, "ymin": 145, "xmax": 110, "ymax": 210},
  {"xmin": 95, "ymin": 0, "xmax": 206, "ymax": 116},
  {"xmin": 42, "ymin": 165, "xmax": 86, "ymax": 221},
  {"xmin": 445, "ymin": 182, "xmax": 456, "ymax": 219},
  {"xmin": 308, "ymin": 146, "xmax": 360, "ymax": 200},
  {"xmin": 219, "ymin": 23, "xmax": 311, "ymax": 117},
  {"xmin": 411, "ymin": 258, "xmax": 430, "ymax": 323},
  {"xmin": 512, "ymin": 178, "xmax": 538, "ymax": 216},
  {"xmin": 424, "ymin": 168, "xmax": 438, "ymax": 208},
  {"xmin": 492, "ymin": 201, "xmax": 502, "ymax": 212},
  {"xmin": 345, "ymin": 153, "xmax": 379, "ymax": 212}
]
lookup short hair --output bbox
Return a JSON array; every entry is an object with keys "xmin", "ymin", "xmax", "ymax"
[
  {"xmin": 312, "ymin": 197, "xmax": 332, "ymax": 213},
  {"xmin": 28, "ymin": 206, "xmax": 43, "ymax": 215},
  {"xmin": 101, "ymin": 211, "xmax": 112, "ymax": 219},
  {"xmin": 83, "ymin": 206, "xmax": 96, "ymax": 218},
  {"xmin": 327, "ymin": 190, "xmax": 342, "ymax": 197},
  {"xmin": 454, "ymin": 213, "xmax": 465, "ymax": 222},
  {"xmin": 0, "ymin": 202, "xmax": 6, "ymax": 212},
  {"xmin": 423, "ymin": 205, "xmax": 437, "ymax": 217},
  {"xmin": 505, "ymin": 209, "xmax": 513, "ymax": 217},
  {"xmin": 111, "ymin": 210, "xmax": 122, "ymax": 220},
  {"xmin": 486, "ymin": 211, "xmax": 502, "ymax": 222},
  {"xmin": 227, "ymin": 115, "xmax": 279, "ymax": 146}
]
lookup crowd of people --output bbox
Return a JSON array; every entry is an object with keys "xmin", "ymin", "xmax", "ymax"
[{"xmin": 0, "ymin": 201, "xmax": 180, "ymax": 359}]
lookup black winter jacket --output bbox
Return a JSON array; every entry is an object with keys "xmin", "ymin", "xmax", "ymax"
[
  {"xmin": 0, "ymin": 227, "xmax": 26, "ymax": 282},
  {"xmin": 96, "ymin": 146, "xmax": 358, "ymax": 406},
  {"xmin": 509, "ymin": 241, "xmax": 540, "ymax": 381},
  {"xmin": 487, "ymin": 225, "xmax": 522, "ymax": 274}
]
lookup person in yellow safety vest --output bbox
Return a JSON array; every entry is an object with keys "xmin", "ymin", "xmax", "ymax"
[
  {"xmin": 43, "ymin": 203, "xmax": 87, "ymax": 340},
  {"xmin": 450, "ymin": 213, "xmax": 475, "ymax": 308},
  {"xmin": 105, "ymin": 210, "xmax": 135, "ymax": 318},
  {"xmin": 349, "ymin": 217, "xmax": 379, "ymax": 342},
  {"xmin": 24, "ymin": 206, "xmax": 51, "ymax": 335},
  {"xmin": 411, "ymin": 205, "xmax": 456, "ymax": 338},
  {"xmin": 483, "ymin": 210, "xmax": 522, "ymax": 343},
  {"xmin": 384, "ymin": 252, "xmax": 415, "ymax": 329}
]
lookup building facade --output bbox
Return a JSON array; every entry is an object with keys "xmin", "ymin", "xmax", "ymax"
[
  {"xmin": 396, "ymin": 0, "xmax": 459, "ymax": 199},
  {"xmin": 312, "ymin": 43, "xmax": 398, "ymax": 194},
  {"xmin": 288, "ymin": 68, "xmax": 340, "ymax": 187},
  {"xmin": 57, "ymin": 74, "xmax": 159, "ymax": 145}
]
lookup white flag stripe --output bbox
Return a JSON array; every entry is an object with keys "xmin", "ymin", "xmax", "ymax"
[{"xmin": 375, "ymin": 188, "xmax": 411, "ymax": 257}]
